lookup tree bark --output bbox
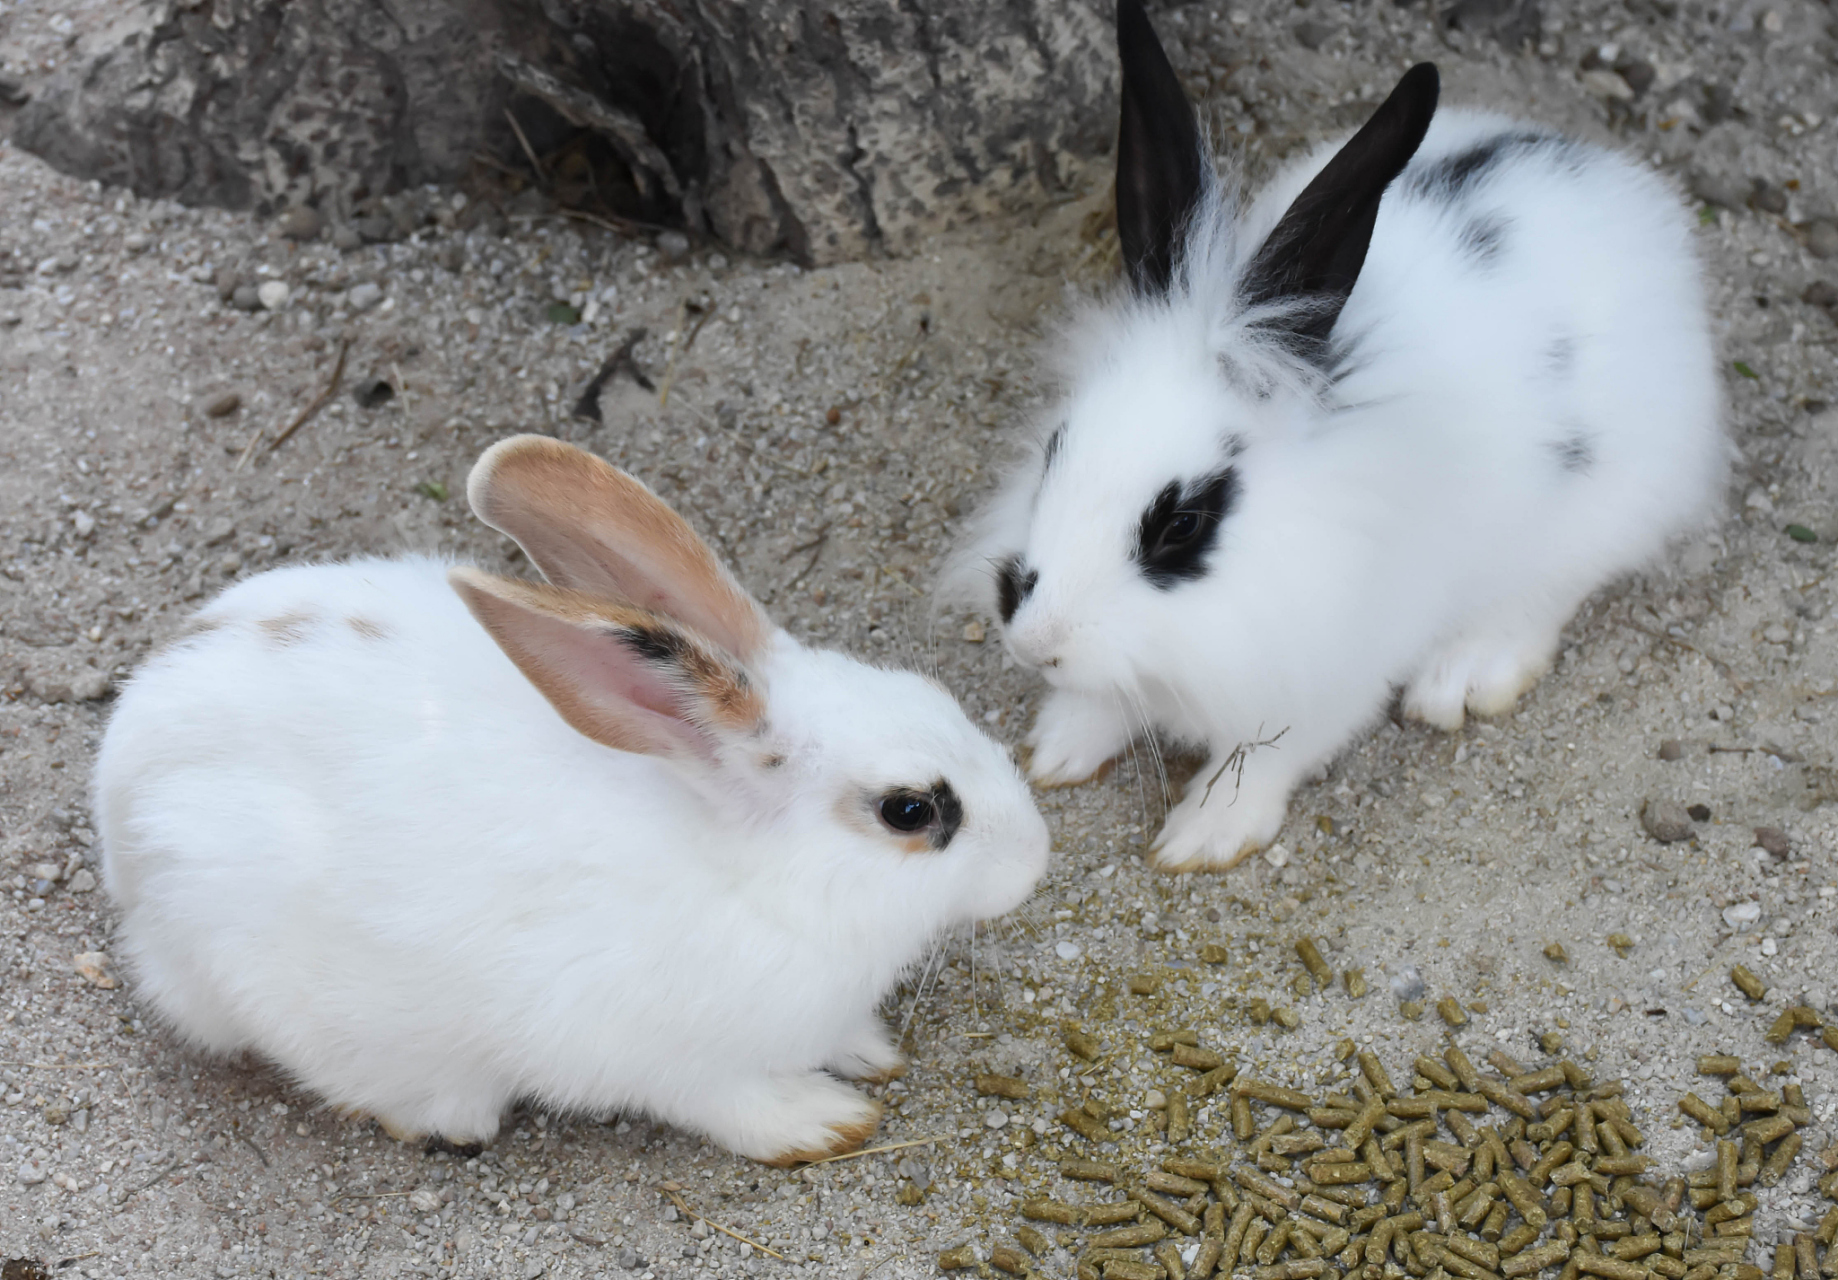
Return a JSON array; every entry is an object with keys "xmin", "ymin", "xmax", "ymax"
[{"xmin": 13, "ymin": 0, "xmax": 1116, "ymax": 265}]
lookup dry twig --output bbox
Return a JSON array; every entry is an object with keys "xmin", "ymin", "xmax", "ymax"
[{"xmin": 655, "ymin": 1185, "xmax": 785, "ymax": 1259}]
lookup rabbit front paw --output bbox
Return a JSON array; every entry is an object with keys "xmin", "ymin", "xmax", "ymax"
[
  {"xmin": 700, "ymin": 1072, "xmax": 883, "ymax": 1166},
  {"xmin": 826, "ymin": 1019, "xmax": 906, "ymax": 1084},
  {"xmin": 1026, "ymin": 689, "xmax": 1136, "ymax": 787},
  {"xmin": 1150, "ymin": 759, "xmax": 1290, "ymax": 871}
]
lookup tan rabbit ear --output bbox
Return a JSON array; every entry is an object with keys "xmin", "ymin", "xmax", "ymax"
[
  {"xmin": 466, "ymin": 435, "xmax": 770, "ymax": 662},
  {"xmin": 450, "ymin": 567, "xmax": 765, "ymax": 763}
]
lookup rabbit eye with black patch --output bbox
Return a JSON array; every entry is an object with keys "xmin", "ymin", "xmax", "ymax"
[
  {"xmin": 1135, "ymin": 467, "xmax": 1239, "ymax": 588},
  {"xmin": 875, "ymin": 781, "xmax": 964, "ymax": 849}
]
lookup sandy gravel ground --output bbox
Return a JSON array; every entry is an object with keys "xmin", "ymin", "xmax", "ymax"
[{"xmin": 3, "ymin": 0, "xmax": 1838, "ymax": 1278}]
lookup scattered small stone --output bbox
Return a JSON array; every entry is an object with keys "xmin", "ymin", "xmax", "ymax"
[
  {"xmin": 1701, "ymin": 82, "xmax": 1736, "ymax": 123},
  {"xmin": 1614, "ymin": 56, "xmax": 1656, "ymax": 96},
  {"xmin": 348, "ymin": 281, "xmax": 384, "ymax": 312},
  {"xmin": 1690, "ymin": 169, "xmax": 1748, "ymax": 212},
  {"xmin": 354, "ymin": 378, "xmax": 395, "ymax": 408},
  {"xmin": 1390, "ymin": 965, "xmax": 1426, "ymax": 1002},
  {"xmin": 230, "ymin": 284, "xmax": 263, "ymax": 312},
  {"xmin": 1804, "ymin": 280, "xmax": 1838, "ymax": 309},
  {"xmin": 204, "ymin": 391, "xmax": 242, "ymax": 417},
  {"xmin": 0, "ymin": 74, "xmax": 30, "ymax": 106},
  {"xmin": 257, "ymin": 280, "xmax": 290, "ymax": 310},
  {"xmin": 1749, "ymin": 180, "xmax": 1789, "ymax": 215},
  {"xmin": 1753, "ymin": 826, "xmax": 1791, "ymax": 858},
  {"xmin": 17, "ymin": 1158, "xmax": 47, "ymax": 1185},
  {"xmin": 962, "ymin": 619, "xmax": 986, "ymax": 643},
  {"xmin": 202, "ymin": 516, "xmax": 237, "ymax": 547},
  {"xmin": 1722, "ymin": 900, "xmax": 1762, "ymax": 930},
  {"xmin": 330, "ymin": 224, "xmax": 364, "ymax": 252},
  {"xmin": 1640, "ymin": 798, "xmax": 1695, "ymax": 843},
  {"xmin": 409, "ymin": 1187, "xmax": 443, "ymax": 1213},
  {"xmin": 353, "ymin": 214, "xmax": 397, "ymax": 244},
  {"xmin": 1658, "ymin": 738, "xmax": 1686, "ymax": 761},
  {"xmin": 1805, "ymin": 220, "xmax": 1838, "ymax": 260},
  {"xmin": 1294, "ymin": 20, "xmax": 1332, "ymax": 48},
  {"xmin": 1055, "ymin": 940, "xmax": 1081, "ymax": 961},
  {"xmin": 71, "ymin": 510, "xmax": 95, "ymax": 538},
  {"xmin": 73, "ymin": 951, "xmax": 119, "ymax": 988},
  {"xmin": 1581, "ymin": 68, "xmax": 1636, "ymax": 102},
  {"xmin": 1263, "ymin": 843, "xmax": 1290, "ymax": 868},
  {"xmin": 655, "ymin": 230, "xmax": 691, "ymax": 263},
  {"xmin": 67, "ymin": 869, "xmax": 97, "ymax": 894},
  {"xmin": 277, "ymin": 206, "xmax": 322, "ymax": 241}
]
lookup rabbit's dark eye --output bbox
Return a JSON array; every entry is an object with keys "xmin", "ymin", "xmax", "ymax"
[
  {"xmin": 879, "ymin": 792, "xmax": 935, "ymax": 833},
  {"xmin": 876, "ymin": 781, "xmax": 964, "ymax": 849},
  {"xmin": 1135, "ymin": 467, "xmax": 1239, "ymax": 588}
]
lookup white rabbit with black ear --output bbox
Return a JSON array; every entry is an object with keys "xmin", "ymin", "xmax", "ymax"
[
  {"xmin": 95, "ymin": 435, "xmax": 1049, "ymax": 1164},
  {"xmin": 952, "ymin": 0, "xmax": 1724, "ymax": 871}
]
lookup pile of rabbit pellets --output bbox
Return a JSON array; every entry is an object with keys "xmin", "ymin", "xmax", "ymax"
[{"xmin": 944, "ymin": 1038, "xmax": 1838, "ymax": 1280}]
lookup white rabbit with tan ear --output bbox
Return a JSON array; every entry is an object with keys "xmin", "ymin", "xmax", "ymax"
[
  {"xmin": 94, "ymin": 435, "xmax": 1048, "ymax": 1164},
  {"xmin": 953, "ymin": 0, "xmax": 1724, "ymax": 871}
]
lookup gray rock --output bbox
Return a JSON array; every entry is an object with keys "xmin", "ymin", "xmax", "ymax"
[
  {"xmin": 230, "ymin": 284, "xmax": 263, "ymax": 312},
  {"xmin": 17, "ymin": 1158, "xmax": 47, "ymax": 1185},
  {"xmin": 1753, "ymin": 826, "xmax": 1791, "ymax": 858},
  {"xmin": 353, "ymin": 213, "xmax": 397, "ymax": 244},
  {"xmin": 1640, "ymin": 798, "xmax": 1696, "ymax": 843},
  {"xmin": 204, "ymin": 391, "xmax": 242, "ymax": 418},
  {"xmin": 617, "ymin": 1247, "xmax": 642, "ymax": 1269},
  {"xmin": 347, "ymin": 282, "xmax": 384, "ymax": 313},
  {"xmin": 1750, "ymin": 181, "xmax": 1788, "ymax": 215},
  {"xmin": 655, "ymin": 230, "xmax": 691, "ymax": 263},
  {"xmin": 67, "ymin": 869, "xmax": 97, "ymax": 894},
  {"xmin": 1690, "ymin": 169, "xmax": 1748, "ymax": 212},
  {"xmin": 1701, "ymin": 82, "xmax": 1736, "ymax": 124},
  {"xmin": 1657, "ymin": 738, "xmax": 1686, "ymax": 761},
  {"xmin": 11, "ymin": 0, "xmax": 1115, "ymax": 268},
  {"xmin": 277, "ymin": 206, "xmax": 321, "ymax": 240},
  {"xmin": 1389, "ymin": 965, "xmax": 1426, "ymax": 1002},
  {"xmin": 1294, "ymin": 20, "xmax": 1332, "ymax": 49},
  {"xmin": 1615, "ymin": 57, "xmax": 1656, "ymax": 96},
  {"xmin": 1805, "ymin": 281, "xmax": 1838, "ymax": 309},
  {"xmin": 330, "ymin": 224, "xmax": 364, "ymax": 252},
  {"xmin": 202, "ymin": 516, "xmax": 237, "ymax": 547},
  {"xmin": 1805, "ymin": 220, "xmax": 1838, "ymax": 260}
]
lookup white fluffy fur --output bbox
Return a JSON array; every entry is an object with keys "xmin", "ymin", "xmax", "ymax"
[
  {"xmin": 95, "ymin": 555, "xmax": 1047, "ymax": 1160},
  {"xmin": 954, "ymin": 110, "xmax": 1726, "ymax": 870}
]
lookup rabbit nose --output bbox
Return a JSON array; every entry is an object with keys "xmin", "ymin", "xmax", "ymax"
[{"xmin": 1007, "ymin": 616, "xmax": 1068, "ymax": 670}]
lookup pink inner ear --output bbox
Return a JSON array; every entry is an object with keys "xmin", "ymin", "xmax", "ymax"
[{"xmin": 525, "ymin": 616, "xmax": 719, "ymax": 762}]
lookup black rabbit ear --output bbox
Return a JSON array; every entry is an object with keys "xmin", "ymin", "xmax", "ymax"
[
  {"xmin": 1243, "ymin": 62, "xmax": 1440, "ymax": 356},
  {"xmin": 1116, "ymin": 0, "xmax": 1206, "ymax": 296}
]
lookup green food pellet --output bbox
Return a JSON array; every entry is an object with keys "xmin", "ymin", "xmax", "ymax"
[
  {"xmin": 1786, "ymin": 524, "xmax": 1818, "ymax": 543},
  {"xmin": 1733, "ymin": 360, "xmax": 1759, "ymax": 379}
]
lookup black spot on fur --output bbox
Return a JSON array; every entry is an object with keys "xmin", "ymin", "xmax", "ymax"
[
  {"xmin": 621, "ymin": 624, "xmax": 692, "ymax": 666},
  {"xmin": 1459, "ymin": 213, "xmax": 1510, "ymax": 267},
  {"xmin": 996, "ymin": 556, "xmax": 1037, "ymax": 623},
  {"xmin": 1548, "ymin": 431, "xmax": 1596, "ymax": 475},
  {"xmin": 1043, "ymin": 425, "xmax": 1066, "ymax": 471},
  {"xmin": 1545, "ymin": 334, "xmax": 1577, "ymax": 378},
  {"xmin": 930, "ymin": 780, "xmax": 964, "ymax": 850},
  {"xmin": 1135, "ymin": 468, "xmax": 1239, "ymax": 589},
  {"xmin": 1405, "ymin": 130, "xmax": 1555, "ymax": 200}
]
